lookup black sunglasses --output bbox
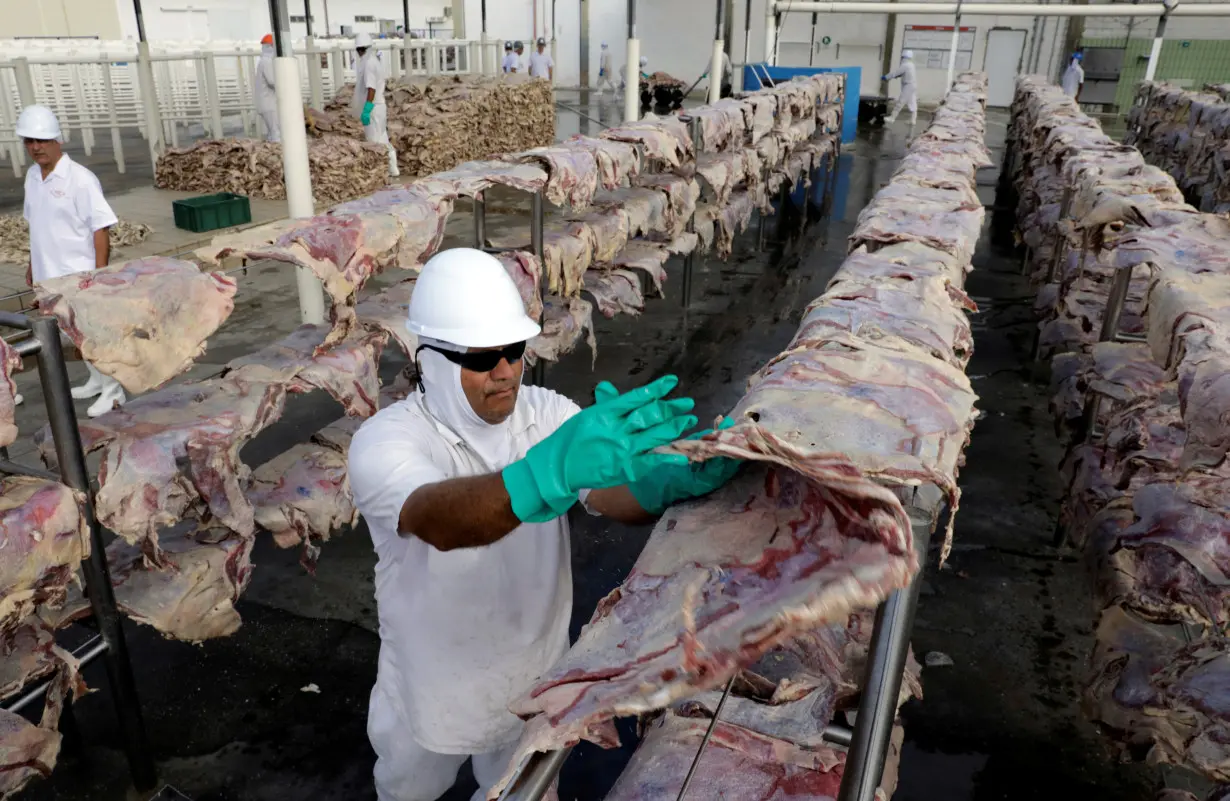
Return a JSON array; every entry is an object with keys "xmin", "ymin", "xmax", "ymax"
[{"xmin": 416, "ymin": 341, "xmax": 527, "ymax": 373}]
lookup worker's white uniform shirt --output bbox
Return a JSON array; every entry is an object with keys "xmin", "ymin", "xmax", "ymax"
[
  {"xmin": 352, "ymin": 50, "xmax": 388, "ymax": 115},
  {"xmin": 1062, "ymin": 62, "xmax": 1085, "ymax": 97},
  {"xmin": 348, "ymin": 385, "xmax": 580, "ymax": 753},
  {"xmin": 502, "ymin": 52, "xmax": 518, "ymax": 73},
  {"xmin": 887, "ymin": 59, "xmax": 918, "ymax": 111},
  {"xmin": 529, "ymin": 50, "xmax": 554, "ymax": 79},
  {"xmin": 23, "ymin": 155, "xmax": 117, "ymax": 284}
]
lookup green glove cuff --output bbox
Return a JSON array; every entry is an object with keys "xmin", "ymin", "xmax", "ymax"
[
  {"xmin": 363, "ymin": 101, "xmax": 375, "ymax": 112},
  {"xmin": 502, "ymin": 459, "xmax": 576, "ymax": 524}
]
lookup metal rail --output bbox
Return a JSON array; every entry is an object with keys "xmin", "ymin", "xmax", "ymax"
[
  {"xmin": 0, "ymin": 310, "xmax": 157, "ymax": 793},
  {"xmin": 4, "ymin": 636, "xmax": 107, "ymax": 715}
]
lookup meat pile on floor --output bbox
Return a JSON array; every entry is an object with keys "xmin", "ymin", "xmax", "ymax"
[
  {"xmin": 1125, "ymin": 81, "xmax": 1230, "ymax": 213},
  {"xmin": 0, "ymin": 216, "xmax": 153, "ymax": 265},
  {"xmin": 328, "ymin": 74, "xmax": 555, "ymax": 178},
  {"xmin": 1012, "ymin": 75, "xmax": 1230, "ymax": 793},
  {"xmin": 488, "ymin": 73, "xmax": 986, "ymax": 800},
  {"xmin": 154, "ymin": 135, "xmax": 390, "ymax": 203}
]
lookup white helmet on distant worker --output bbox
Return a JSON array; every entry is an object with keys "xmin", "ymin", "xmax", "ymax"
[
  {"xmin": 901, "ymin": 49, "xmax": 914, "ymax": 60},
  {"xmin": 639, "ymin": 56, "xmax": 649, "ymax": 67},
  {"xmin": 355, "ymin": 32, "xmax": 373, "ymax": 50},
  {"xmin": 15, "ymin": 105, "xmax": 61, "ymax": 141},
  {"xmin": 407, "ymin": 248, "xmax": 541, "ymax": 348}
]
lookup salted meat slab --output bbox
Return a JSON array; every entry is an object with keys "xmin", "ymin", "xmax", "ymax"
[
  {"xmin": 1145, "ymin": 269, "xmax": 1230, "ymax": 369},
  {"xmin": 503, "ymin": 461, "xmax": 914, "ymax": 759},
  {"xmin": 601, "ymin": 118, "xmax": 693, "ymax": 169},
  {"xmin": 563, "ymin": 136, "xmax": 640, "ymax": 189},
  {"xmin": 850, "ymin": 202, "xmax": 985, "ymax": 263},
  {"xmin": 692, "ymin": 100, "xmax": 749, "ymax": 154},
  {"xmin": 512, "ymin": 146, "xmax": 600, "ymax": 208},
  {"xmin": 837, "ymin": 243, "xmax": 969, "ymax": 289},
  {"xmin": 0, "ymin": 337, "xmax": 20, "ymax": 449},
  {"xmin": 250, "ymin": 443, "xmax": 356, "ymax": 571},
  {"xmin": 312, "ymin": 376, "xmax": 416, "ymax": 454},
  {"xmin": 410, "ymin": 160, "xmax": 549, "ymax": 200},
  {"xmin": 330, "ymin": 187, "xmax": 454, "ymax": 267},
  {"xmin": 495, "ymin": 251, "xmax": 545, "ymax": 322},
  {"xmin": 224, "ymin": 324, "xmax": 385, "ymax": 418},
  {"xmin": 1178, "ymin": 344, "xmax": 1230, "ymax": 470},
  {"xmin": 0, "ymin": 708, "xmax": 60, "ymax": 798},
  {"xmin": 197, "ymin": 212, "xmax": 403, "ymax": 351},
  {"xmin": 34, "ymin": 257, "xmax": 238, "ymax": 394},
  {"xmin": 583, "ymin": 269, "xmax": 644, "ymax": 319},
  {"xmin": 356, "ymin": 280, "xmax": 418, "ymax": 358},
  {"xmin": 796, "ymin": 276, "xmax": 976, "ymax": 367},
  {"xmin": 630, "ymin": 174, "xmax": 700, "ymax": 239},
  {"xmin": 0, "ymin": 478, "xmax": 87, "ymax": 638},
  {"xmin": 70, "ymin": 377, "xmax": 288, "ymax": 555},
  {"xmin": 565, "ymin": 208, "xmax": 631, "ymax": 265},
  {"xmin": 527, "ymin": 297, "xmax": 596, "ymax": 366},
  {"xmin": 1049, "ymin": 342, "xmax": 1168, "ymax": 425}
]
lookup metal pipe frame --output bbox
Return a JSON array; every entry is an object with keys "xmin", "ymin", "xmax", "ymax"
[
  {"xmin": 0, "ymin": 313, "xmax": 158, "ymax": 791},
  {"xmin": 775, "ymin": 0, "xmax": 1226, "ymax": 15},
  {"xmin": 5, "ymin": 636, "xmax": 107, "ymax": 715},
  {"xmin": 530, "ymin": 190, "xmax": 548, "ymax": 387},
  {"xmin": 1098, "ymin": 264, "xmax": 1135, "ymax": 343},
  {"xmin": 837, "ymin": 515, "xmax": 934, "ymax": 801},
  {"xmin": 496, "ymin": 747, "xmax": 572, "ymax": 801},
  {"xmin": 1040, "ymin": 186, "xmax": 1074, "ymax": 281},
  {"xmin": 474, "ymin": 191, "xmax": 487, "ymax": 249},
  {"xmin": 682, "ymin": 117, "xmax": 702, "ymax": 309}
]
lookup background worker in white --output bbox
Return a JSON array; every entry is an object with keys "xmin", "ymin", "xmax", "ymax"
[
  {"xmin": 351, "ymin": 33, "xmax": 400, "ymax": 178},
  {"xmin": 513, "ymin": 41, "xmax": 526, "ymax": 72},
  {"xmin": 501, "ymin": 41, "xmax": 517, "ymax": 73},
  {"xmin": 1062, "ymin": 51, "xmax": 1085, "ymax": 99},
  {"xmin": 884, "ymin": 50, "xmax": 918, "ymax": 127},
  {"xmin": 18, "ymin": 105, "xmax": 124, "ymax": 417},
  {"xmin": 597, "ymin": 42, "xmax": 616, "ymax": 94},
  {"xmin": 529, "ymin": 37, "xmax": 554, "ymax": 81},
  {"xmin": 254, "ymin": 34, "xmax": 280, "ymax": 142},
  {"xmin": 348, "ymin": 248, "xmax": 740, "ymax": 801}
]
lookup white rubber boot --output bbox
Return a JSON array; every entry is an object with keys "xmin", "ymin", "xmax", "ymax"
[
  {"xmin": 87, "ymin": 375, "xmax": 126, "ymax": 418},
  {"xmin": 71, "ymin": 363, "xmax": 105, "ymax": 400},
  {"xmin": 12, "ymin": 394, "xmax": 21, "ymax": 406}
]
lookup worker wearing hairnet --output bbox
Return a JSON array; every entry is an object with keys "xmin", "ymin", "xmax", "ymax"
[
  {"xmin": 254, "ymin": 34, "xmax": 279, "ymax": 143},
  {"xmin": 621, "ymin": 55, "xmax": 650, "ymax": 91},
  {"xmin": 529, "ymin": 37, "xmax": 554, "ymax": 81},
  {"xmin": 883, "ymin": 49, "xmax": 918, "ymax": 127},
  {"xmin": 18, "ymin": 105, "xmax": 126, "ymax": 417},
  {"xmin": 349, "ymin": 248, "xmax": 741, "ymax": 801},
  {"xmin": 1062, "ymin": 51, "xmax": 1085, "ymax": 99},
  {"xmin": 351, "ymin": 33, "xmax": 400, "ymax": 177},
  {"xmin": 597, "ymin": 42, "xmax": 617, "ymax": 93},
  {"xmin": 501, "ymin": 41, "xmax": 517, "ymax": 74}
]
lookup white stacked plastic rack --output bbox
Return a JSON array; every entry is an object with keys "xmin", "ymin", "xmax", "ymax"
[{"xmin": 0, "ymin": 36, "xmax": 505, "ymax": 177}]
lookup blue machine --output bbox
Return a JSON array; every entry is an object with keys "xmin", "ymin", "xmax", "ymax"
[{"xmin": 742, "ymin": 65, "xmax": 860, "ymax": 144}]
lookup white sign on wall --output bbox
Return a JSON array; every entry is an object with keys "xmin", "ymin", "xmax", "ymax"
[{"xmin": 903, "ymin": 25, "xmax": 976, "ymax": 70}]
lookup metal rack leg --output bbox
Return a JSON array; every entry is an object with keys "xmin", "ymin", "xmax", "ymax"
[
  {"xmin": 837, "ymin": 520, "xmax": 933, "ymax": 801},
  {"xmin": 31, "ymin": 316, "xmax": 157, "ymax": 793},
  {"xmin": 530, "ymin": 190, "xmax": 547, "ymax": 387},
  {"xmin": 475, "ymin": 190, "xmax": 487, "ymax": 249}
]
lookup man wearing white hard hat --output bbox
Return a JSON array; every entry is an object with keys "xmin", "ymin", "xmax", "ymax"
[
  {"xmin": 349, "ymin": 248, "xmax": 740, "ymax": 801},
  {"xmin": 501, "ymin": 41, "xmax": 517, "ymax": 74},
  {"xmin": 351, "ymin": 32, "xmax": 400, "ymax": 177},
  {"xmin": 254, "ymin": 34, "xmax": 280, "ymax": 142},
  {"xmin": 883, "ymin": 49, "xmax": 918, "ymax": 127},
  {"xmin": 18, "ymin": 104, "xmax": 126, "ymax": 417},
  {"xmin": 529, "ymin": 37, "xmax": 554, "ymax": 81}
]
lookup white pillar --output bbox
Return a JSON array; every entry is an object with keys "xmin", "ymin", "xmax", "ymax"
[
  {"xmin": 1144, "ymin": 11, "xmax": 1170, "ymax": 81},
  {"xmin": 13, "ymin": 58, "xmax": 36, "ymax": 108},
  {"xmin": 274, "ymin": 57, "xmax": 326, "ymax": 326},
  {"xmin": 624, "ymin": 38, "xmax": 641, "ymax": 122},
  {"xmin": 102, "ymin": 62, "xmax": 125, "ymax": 174},
  {"xmin": 203, "ymin": 54, "xmax": 224, "ymax": 139},
  {"xmin": 709, "ymin": 40, "xmax": 725, "ymax": 103},
  {"xmin": 306, "ymin": 36, "xmax": 325, "ymax": 107},
  {"xmin": 764, "ymin": 2, "xmax": 777, "ymax": 66},
  {"xmin": 135, "ymin": 42, "xmax": 163, "ymax": 169},
  {"xmin": 945, "ymin": 12, "xmax": 962, "ymax": 88}
]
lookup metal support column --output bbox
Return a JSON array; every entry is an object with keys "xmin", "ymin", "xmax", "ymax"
[
  {"xmin": 682, "ymin": 117, "xmax": 701, "ymax": 308},
  {"xmin": 530, "ymin": 190, "xmax": 548, "ymax": 386},
  {"xmin": 809, "ymin": 12, "xmax": 819, "ymax": 65},
  {"xmin": 945, "ymin": 2, "xmax": 963, "ymax": 89},
  {"xmin": 1144, "ymin": 3, "xmax": 1173, "ymax": 82},
  {"xmin": 837, "ymin": 517, "xmax": 933, "ymax": 801},
  {"xmin": 474, "ymin": 191, "xmax": 487, "ymax": 249},
  {"xmin": 25, "ymin": 314, "xmax": 157, "ymax": 793},
  {"xmin": 624, "ymin": 0, "xmax": 641, "ymax": 122},
  {"xmin": 709, "ymin": 0, "xmax": 727, "ymax": 104}
]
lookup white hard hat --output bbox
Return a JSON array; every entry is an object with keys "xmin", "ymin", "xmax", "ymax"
[
  {"xmin": 407, "ymin": 248, "xmax": 541, "ymax": 348},
  {"xmin": 901, "ymin": 50, "xmax": 914, "ymax": 60},
  {"xmin": 355, "ymin": 32, "xmax": 372, "ymax": 49},
  {"xmin": 15, "ymin": 105, "xmax": 61, "ymax": 141}
]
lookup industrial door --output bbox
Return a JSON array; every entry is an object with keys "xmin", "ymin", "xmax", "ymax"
[{"xmin": 985, "ymin": 28, "xmax": 1027, "ymax": 107}]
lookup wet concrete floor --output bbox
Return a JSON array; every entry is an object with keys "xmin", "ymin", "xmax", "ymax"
[{"xmin": 13, "ymin": 102, "xmax": 1167, "ymax": 801}]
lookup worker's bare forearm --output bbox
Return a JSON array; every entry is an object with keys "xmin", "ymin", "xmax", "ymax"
[
  {"xmin": 94, "ymin": 228, "xmax": 110, "ymax": 267},
  {"xmin": 366, "ymin": 87, "xmax": 376, "ymax": 102},
  {"xmin": 586, "ymin": 486, "xmax": 654, "ymax": 525},
  {"xmin": 398, "ymin": 473, "xmax": 521, "ymax": 551}
]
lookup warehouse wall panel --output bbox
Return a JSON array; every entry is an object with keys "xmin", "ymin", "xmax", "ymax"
[{"xmin": 0, "ymin": 0, "xmax": 123, "ymax": 39}]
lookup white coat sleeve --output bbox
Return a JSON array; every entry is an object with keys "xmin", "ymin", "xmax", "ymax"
[
  {"xmin": 260, "ymin": 57, "xmax": 276, "ymax": 92},
  {"xmin": 349, "ymin": 423, "xmax": 449, "ymax": 551},
  {"xmin": 885, "ymin": 66, "xmax": 905, "ymax": 80},
  {"xmin": 362, "ymin": 56, "xmax": 383, "ymax": 96},
  {"xmin": 79, "ymin": 172, "xmax": 118, "ymax": 232},
  {"xmin": 22, "ymin": 174, "xmax": 31, "ymax": 223}
]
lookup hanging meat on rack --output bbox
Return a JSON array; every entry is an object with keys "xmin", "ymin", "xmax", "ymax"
[
  {"xmin": 526, "ymin": 297, "xmax": 596, "ymax": 366},
  {"xmin": 0, "ymin": 478, "xmax": 87, "ymax": 639},
  {"xmin": 510, "ymin": 146, "xmax": 600, "ymax": 208},
  {"xmin": 250, "ymin": 443, "xmax": 355, "ymax": 572},
  {"xmin": 0, "ymin": 336, "xmax": 21, "ymax": 450},
  {"xmin": 34, "ymin": 257, "xmax": 238, "ymax": 395},
  {"xmin": 562, "ymin": 136, "xmax": 641, "ymax": 190}
]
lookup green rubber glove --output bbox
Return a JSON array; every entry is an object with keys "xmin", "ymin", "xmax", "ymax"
[
  {"xmin": 596, "ymin": 385, "xmax": 742, "ymax": 515},
  {"xmin": 361, "ymin": 101, "xmax": 374, "ymax": 126},
  {"xmin": 502, "ymin": 375, "xmax": 698, "ymax": 523}
]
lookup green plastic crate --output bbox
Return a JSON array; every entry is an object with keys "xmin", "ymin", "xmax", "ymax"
[{"xmin": 172, "ymin": 192, "xmax": 252, "ymax": 233}]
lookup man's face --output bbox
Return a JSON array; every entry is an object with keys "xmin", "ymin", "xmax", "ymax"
[
  {"xmin": 538, "ymin": 45, "xmax": 546, "ymax": 53},
  {"xmin": 24, "ymin": 138, "xmax": 61, "ymax": 170},
  {"xmin": 459, "ymin": 346, "xmax": 523, "ymax": 424},
  {"xmin": 516, "ymin": 47, "xmax": 524, "ymax": 55}
]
